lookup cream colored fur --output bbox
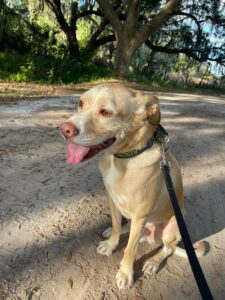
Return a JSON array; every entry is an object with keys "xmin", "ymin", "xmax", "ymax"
[{"xmin": 65, "ymin": 83, "xmax": 206, "ymax": 290}]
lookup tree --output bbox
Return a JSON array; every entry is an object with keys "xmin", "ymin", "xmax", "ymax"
[
  {"xmin": 95, "ymin": 0, "xmax": 224, "ymax": 78},
  {"xmin": 0, "ymin": 0, "xmax": 66, "ymax": 56},
  {"xmin": 144, "ymin": 1, "xmax": 225, "ymax": 70},
  {"xmin": 0, "ymin": 0, "xmax": 49, "ymax": 54},
  {"xmin": 43, "ymin": 0, "xmax": 80, "ymax": 59},
  {"xmin": 1, "ymin": 0, "xmax": 224, "ymax": 81},
  {"xmin": 96, "ymin": 0, "xmax": 182, "ymax": 77},
  {"xmin": 42, "ymin": 0, "xmax": 115, "ymax": 59}
]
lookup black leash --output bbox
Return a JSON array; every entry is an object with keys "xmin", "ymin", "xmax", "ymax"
[{"xmin": 160, "ymin": 139, "xmax": 213, "ymax": 300}]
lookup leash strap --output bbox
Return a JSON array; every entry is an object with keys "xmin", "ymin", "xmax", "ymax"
[{"xmin": 161, "ymin": 161, "xmax": 213, "ymax": 300}]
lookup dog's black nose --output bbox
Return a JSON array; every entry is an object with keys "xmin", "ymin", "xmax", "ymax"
[{"xmin": 60, "ymin": 122, "xmax": 79, "ymax": 138}]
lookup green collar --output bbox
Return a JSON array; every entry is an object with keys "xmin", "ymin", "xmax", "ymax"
[{"xmin": 114, "ymin": 125, "xmax": 169, "ymax": 159}]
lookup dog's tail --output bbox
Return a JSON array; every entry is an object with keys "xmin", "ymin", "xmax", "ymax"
[{"xmin": 174, "ymin": 241, "xmax": 206, "ymax": 258}]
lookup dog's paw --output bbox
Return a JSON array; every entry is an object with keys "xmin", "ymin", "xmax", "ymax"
[
  {"xmin": 102, "ymin": 227, "xmax": 112, "ymax": 239},
  {"xmin": 116, "ymin": 268, "xmax": 133, "ymax": 290},
  {"xmin": 142, "ymin": 259, "xmax": 160, "ymax": 275},
  {"xmin": 97, "ymin": 239, "xmax": 117, "ymax": 256}
]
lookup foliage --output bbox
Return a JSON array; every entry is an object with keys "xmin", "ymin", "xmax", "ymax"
[
  {"xmin": 77, "ymin": 19, "xmax": 92, "ymax": 49},
  {"xmin": 144, "ymin": 0, "xmax": 225, "ymax": 70},
  {"xmin": 0, "ymin": 52, "xmax": 110, "ymax": 83},
  {"xmin": 0, "ymin": 0, "xmax": 224, "ymax": 85},
  {"xmin": 0, "ymin": 0, "xmax": 59, "ymax": 55},
  {"xmin": 1, "ymin": 52, "xmax": 224, "ymax": 92}
]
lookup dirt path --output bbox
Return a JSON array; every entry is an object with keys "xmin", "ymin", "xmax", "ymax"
[{"xmin": 0, "ymin": 90, "xmax": 225, "ymax": 300}]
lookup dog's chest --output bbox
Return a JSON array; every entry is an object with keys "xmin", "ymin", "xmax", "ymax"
[
  {"xmin": 100, "ymin": 160, "xmax": 133, "ymax": 217},
  {"xmin": 103, "ymin": 164, "xmax": 127, "ymax": 203}
]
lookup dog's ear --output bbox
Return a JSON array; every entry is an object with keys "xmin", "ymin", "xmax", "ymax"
[
  {"xmin": 146, "ymin": 95, "xmax": 161, "ymax": 125},
  {"xmin": 134, "ymin": 92, "xmax": 161, "ymax": 125}
]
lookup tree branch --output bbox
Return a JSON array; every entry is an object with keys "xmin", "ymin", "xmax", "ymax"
[
  {"xmin": 126, "ymin": 0, "xmax": 140, "ymax": 38},
  {"xmin": 86, "ymin": 34, "xmax": 116, "ymax": 52},
  {"xmin": 86, "ymin": 19, "xmax": 108, "ymax": 49},
  {"xmin": 44, "ymin": 0, "xmax": 71, "ymax": 34},
  {"xmin": 77, "ymin": 9, "xmax": 103, "ymax": 18},
  {"xmin": 70, "ymin": 0, "xmax": 78, "ymax": 30},
  {"xmin": 96, "ymin": 0, "xmax": 121, "ymax": 31},
  {"xmin": 134, "ymin": 0, "xmax": 182, "ymax": 49},
  {"xmin": 172, "ymin": 11, "xmax": 202, "ymax": 47},
  {"xmin": 145, "ymin": 40, "xmax": 225, "ymax": 65}
]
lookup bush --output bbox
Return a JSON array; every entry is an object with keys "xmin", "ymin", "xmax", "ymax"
[{"xmin": 0, "ymin": 52, "xmax": 110, "ymax": 83}]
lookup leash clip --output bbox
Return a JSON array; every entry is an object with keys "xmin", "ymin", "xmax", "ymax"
[{"xmin": 160, "ymin": 137, "xmax": 171, "ymax": 169}]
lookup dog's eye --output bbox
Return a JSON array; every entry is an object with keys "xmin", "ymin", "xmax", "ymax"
[
  {"xmin": 100, "ymin": 109, "xmax": 113, "ymax": 117},
  {"xmin": 78, "ymin": 100, "xmax": 83, "ymax": 109}
]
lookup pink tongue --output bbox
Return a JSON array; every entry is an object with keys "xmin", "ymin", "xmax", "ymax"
[{"xmin": 66, "ymin": 144, "xmax": 90, "ymax": 164}]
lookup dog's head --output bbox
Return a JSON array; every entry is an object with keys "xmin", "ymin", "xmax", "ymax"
[{"xmin": 60, "ymin": 83, "xmax": 160, "ymax": 164}]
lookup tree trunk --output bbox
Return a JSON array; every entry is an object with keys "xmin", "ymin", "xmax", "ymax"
[
  {"xmin": 44, "ymin": 0, "xmax": 80, "ymax": 60},
  {"xmin": 114, "ymin": 51, "xmax": 131, "ymax": 78},
  {"xmin": 97, "ymin": 0, "xmax": 182, "ymax": 78},
  {"xmin": 67, "ymin": 31, "xmax": 80, "ymax": 60},
  {"xmin": 113, "ymin": 38, "xmax": 133, "ymax": 78},
  {"xmin": 113, "ymin": 26, "xmax": 138, "ymax": 78}
]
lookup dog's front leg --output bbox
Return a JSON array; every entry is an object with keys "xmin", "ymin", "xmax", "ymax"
[
  {"xmin": 116, "ymin": 217, "xmax": 147, "ymax": 290},
  {"xmin": 97, "ymin": 193, "xmax": 121, "ymax": 256}
]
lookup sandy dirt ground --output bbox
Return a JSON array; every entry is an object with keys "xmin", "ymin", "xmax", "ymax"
[{"xmin": 0, "ymin": 88, "xmax": 225, "ymax": 300}]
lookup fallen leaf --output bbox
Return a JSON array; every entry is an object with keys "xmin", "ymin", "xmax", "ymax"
[
  {"xmin": 27, "ymin": 286, "xmax": 40, "ymax": 300},
  {"xmin": 68, "ymin": 278, "xmax": 73, "ymax": 289},
  {"xmin": 66, "ymin": 252, "xmax": 73, "ymax": 262},
  {"xmin": 97, "ymin": 292, "xmax": 105, "ymax": 300},
  {"xmin": 38, "ymin": 233, "xmax": 45, "ymax": 238},
  {"xmin": 41, "ymin": 177, "xmax": 52, "ymax": 184},
  {"xmin": 51, "ymin": 224, "xmax": 61, "ymax": 233},
  {"xmin": 133, "ymin": 296, "xmax": 145, "ymax": 300}
]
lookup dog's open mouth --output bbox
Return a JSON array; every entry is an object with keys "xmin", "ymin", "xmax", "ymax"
[{"xmin": 66, "ymin": 137, "xmax": 116, "ymax": 164}]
